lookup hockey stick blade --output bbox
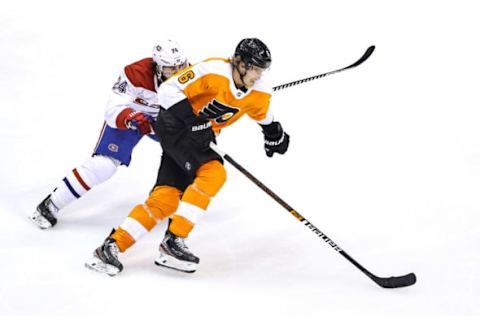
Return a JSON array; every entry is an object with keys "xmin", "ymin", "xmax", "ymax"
[
  {"xmin": 273, "ymin": 45, "xmax": 375, "ymax": 91},
  {"xmin": 373, "ymin": 272, "xmax": 417, "ymax": 289},
  {"xmin": 348, "ymin": 45, "xmax": 375, "ymax": 69}
]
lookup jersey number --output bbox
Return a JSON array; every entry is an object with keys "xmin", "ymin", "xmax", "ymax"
[{"xmin": 178, "ymin": 70, "xmax": 195, "ymax": 84}]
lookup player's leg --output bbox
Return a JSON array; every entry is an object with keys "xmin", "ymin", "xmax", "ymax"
[
  {"xmin": 85, "ymin": 154, "xmax": 185, "ymax": 275},
  {"xmin": 30, "ymin": 124, "xmax": 143, "ymax": 229},
  {"xmin": 153, "ymin": 105, "xmax": 226, "ymax": 272},
  {"xmin": 169, "ymin": 159, "xmax": 226, "ymax": 238},
  {"xmin": 154, "ymin": 142, "xmax": 226, "ymax": 272}
]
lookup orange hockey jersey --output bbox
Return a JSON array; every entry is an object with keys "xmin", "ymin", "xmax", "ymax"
[{"xmin": 156, "ymin": 58, "xmax": 274, "ymax": 134}]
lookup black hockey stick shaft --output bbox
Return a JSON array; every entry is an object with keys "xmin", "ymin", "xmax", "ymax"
[
  {"xmin": 272, "ymin": 45, "xmax": 375, "ymax": 91},
  {"xmin": 210, "ymin": 143, "xmax": 416, "ymax": 288}
]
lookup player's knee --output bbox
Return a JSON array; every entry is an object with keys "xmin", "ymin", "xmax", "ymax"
[
  {"xmin": 128, "ymin": 204, "xmax": 157, "ymax": 230},
  {"xmin": 182, "ymin": 161, "xmax": 226, "ymax": 210},
  {"xmin": 80, "ymin": 155, "xmax": 120, "ymax": 185},
  {"xmin": 145, "ymin": 186, "xmax": 182, "ymax": 220},
  {"xmin": 196, "ymin": 160, "xmax": 226, "ymax": 196}
]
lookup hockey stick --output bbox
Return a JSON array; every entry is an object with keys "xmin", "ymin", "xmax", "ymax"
[
  {"xmin": 210, "ymin": 142, "xmax": 416, "ymax": 288},
  {"xmin": 273, "ymin": 45, "xmax": 375, "ymax": 91}
]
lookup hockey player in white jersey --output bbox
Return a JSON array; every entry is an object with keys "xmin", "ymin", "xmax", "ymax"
[{"xmin": 30, "ymin": 40, "xmax": 189, "ymax": 229}]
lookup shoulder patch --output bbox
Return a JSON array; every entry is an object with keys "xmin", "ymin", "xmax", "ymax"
[
  {"xmin": 113, "ymin": 76, "xmax": 128, "ymax": 93},
  {"xmin": 124, "ymin": 58, "xmax": 155, "ymax": 91}
]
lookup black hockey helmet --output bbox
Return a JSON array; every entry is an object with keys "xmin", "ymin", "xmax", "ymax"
[{"xmin": 234, "ymin": 38, "xmax": 271, "ymax": 69}]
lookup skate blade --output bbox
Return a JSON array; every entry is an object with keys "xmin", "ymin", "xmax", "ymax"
[
  {"xmin": 29, "ymin": 211, "xmax": 52, "ymax": 230},
  {"xmin": 154, "ymin": 252, "xmax": 197, "ymax": 273},
  {"xmin": 85, "ymin": 257, "xmax": 120, "ymax": 277}
]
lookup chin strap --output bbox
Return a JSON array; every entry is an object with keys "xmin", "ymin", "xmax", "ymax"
[{"xmin": 155, "ymin": 72, "xmax": 167, "ymax": 87}]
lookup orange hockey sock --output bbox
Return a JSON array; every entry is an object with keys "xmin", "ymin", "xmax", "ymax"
[
  {"xmin": 169, "ymin": 160, "xmax": 226, "ymax": 238},
  {"xmin": 112, "ymin": 227, "xmax": 135, "ymax": 252},
  {"xmin": 169, "ymin": 214, "xmax": 195, "ymax": 238},
  {"xmin": 182, "ymin": 160, "xmax": 226, "ymax": 209},
  {"xmin": 114, "ymin": 186, "xmax": 182, "ymax": 251}
]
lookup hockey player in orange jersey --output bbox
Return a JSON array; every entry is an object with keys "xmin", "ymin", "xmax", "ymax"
[{"xmin": 86, "ymin": 38, "xmax": 290, "ymax": 276}]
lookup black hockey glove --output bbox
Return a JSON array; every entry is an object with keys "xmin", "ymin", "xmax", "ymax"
[
  {"xmin": 260, "ymin": 121, "xmax": 290, "ymax": 157},
  {"xmin": 189, "ymin": 114, "xmax": 215, "ymax": 151}
]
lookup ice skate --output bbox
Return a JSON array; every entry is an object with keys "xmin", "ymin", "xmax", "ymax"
[
  {"xmin": 85, "ymin": 232, "xmax": 123, "ymax": 276},
  {"xmin": 155, "ymin": 230, "xmax": 199, "ymax": 273},
  {"xmin": 29, "ymin": 194, "xmax": 58, "ymax": 229}
]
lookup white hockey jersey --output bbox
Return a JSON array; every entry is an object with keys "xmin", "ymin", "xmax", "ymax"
[{"xmin": 104, "ymin": 58, "xmax": 161, "ymax": 128}]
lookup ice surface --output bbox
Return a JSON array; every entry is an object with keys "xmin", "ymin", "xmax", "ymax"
[{"xmin": 1, "ymin": 0, "xmax": 479, "ymax": 315}]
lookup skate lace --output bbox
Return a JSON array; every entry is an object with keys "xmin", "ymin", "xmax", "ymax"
[
  {"xmin": 106, "ymin": 241, "xmax": 120, "ymax": 259},
  {"xmin": 173, "ymin": 237, "xmax": 192, "ymax": 255},
  {"xmin": 46, "ymin": 198, "xmax": 60, "ymax": 216}
]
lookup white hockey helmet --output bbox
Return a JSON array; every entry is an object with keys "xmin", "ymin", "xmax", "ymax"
[{"xmin": 152, "ymin": 40, "xmax": 188, "ymax": 78}]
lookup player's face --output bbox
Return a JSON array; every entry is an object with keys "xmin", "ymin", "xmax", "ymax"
[
  {"xmin": 160, "ymin": 62, "xmax": 188, "ymax": 79},
  {"xmin": 161, "ymin": 66, "xmax": 180, "ymax": 79},
  {"xmin": 161, "ymin": 66, "xmax": 177, "ymax": 79},
  {"xmin": 241, "ymin": 64, "xmax": 267, "ymax": 88}
]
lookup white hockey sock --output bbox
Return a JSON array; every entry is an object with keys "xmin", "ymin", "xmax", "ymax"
[
  {"xmin": 119, "ymin": 217, "xmax": 149, "ymax": 241},
  {"xmin": 50, "ymin": 155, "xmax": 120, "ymax": 210}
]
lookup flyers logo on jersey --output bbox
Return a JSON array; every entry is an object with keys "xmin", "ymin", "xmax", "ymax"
[
  {"xmin": 178, "ymin": 70, "xmax": 195, "ymax": 84},
  {"xmin": 199, "ymin": 99, "xmax": 239, "ymax": 124}
]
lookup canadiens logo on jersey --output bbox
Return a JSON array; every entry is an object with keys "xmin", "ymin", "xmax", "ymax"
[
  {"xmin": 108, "ymin": 143, "xmax": 119, "ymax": 152},
  {"xmin": 134, "ymin": 97, "xmax": 148, "ymax": 106},
  {"xmin": 199, "ymin": 99, "xmax": 239, "ymax": 124}
]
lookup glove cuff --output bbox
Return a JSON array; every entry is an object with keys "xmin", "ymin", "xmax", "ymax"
[
  {"xmin": 116, "ymin": 108, "xmax": 135, "ymax": 129},
  {"xmin": 260, "ymin": 121, "xmax": 283, "ymax": 139}
]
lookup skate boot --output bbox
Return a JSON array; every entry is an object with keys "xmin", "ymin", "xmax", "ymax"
[
  {"xmin": 85, "ymin": 230, "xmax": 123, "ymax": 276},
  {"xmin": 29, "ymin": 194, "xmax": 59, "ymax": 229},
  {"xmin": 155, "ymin": 230, "xmax": 199, "ymax": 273}
]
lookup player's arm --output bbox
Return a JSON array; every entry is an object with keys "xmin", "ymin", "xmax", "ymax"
[
  {"xmin": 247, "ymin": 92, "xmax": 290, "ymax": 158},
  {"xmin": 104, "ymin": 71, "xmax": 152, "ymax": 135}
]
